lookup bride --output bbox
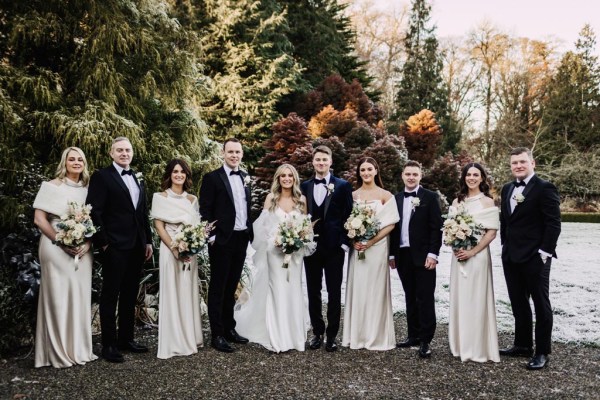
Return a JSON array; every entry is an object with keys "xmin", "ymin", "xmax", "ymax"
[
  {"xmin": 342, "ymin": 157, "xmax": 399, "ymax": 350},
  {"xmin": 234, "ymin": 164, "xmax": 314, "ymax": 352}
]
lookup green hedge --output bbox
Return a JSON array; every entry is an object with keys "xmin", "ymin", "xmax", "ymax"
[{"xmin": 562, "ymin": 213, "xmax": 600, "ymax": 223}]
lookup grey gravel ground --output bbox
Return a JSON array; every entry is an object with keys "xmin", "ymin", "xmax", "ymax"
[{"xmin": 2, "ymin": 314, "xmax": 599, "ymax": 400}]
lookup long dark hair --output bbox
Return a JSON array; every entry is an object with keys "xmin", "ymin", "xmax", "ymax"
[
  {"xmin": 457, "ymin": 162, "xmax": 492, "ymax": 202},
  {"xmin": 161, "ymin": 159, "xmax": 193, "ymax": 191},
  {"xmin": 355, "ymin": 157, "xmax": 384, "ymax": 188}
]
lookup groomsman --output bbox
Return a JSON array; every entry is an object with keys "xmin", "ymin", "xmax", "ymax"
[
  {"xmin": 86, "ymin": 137, "xmax": 153, "ymax": 363},
  {"xmin": 200, "ymin": 138, "xmax": 253, "ymax": 353},
  {"xmin": 389, "ymin": 160, "xmax": 443, "ymax": 358},
  {"xmin": 301, "ymin": 145, "xmax": 353, "ymax": 352},
  {"xmin": 499, "ymin": 147, "xmax": 561, "ymax": 370}
]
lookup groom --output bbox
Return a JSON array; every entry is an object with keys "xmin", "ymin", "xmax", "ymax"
[
  {"xmin": 301, "ymin": 145, "xmax": 353, "ymax": 352},
  {"xmin": 200, "ymin": 138, "xmax": 253, "ymax": 353},
  {"xmin": 499, "ymin": 147, "xmax": 561, "ymax": 370},
  {"xmin": 86, "ymin": 136, "xmax": 153, "ymax": 363},
  {"xmin": 389, "ymin": 160, "xmax": 442, "ymax": 358}
]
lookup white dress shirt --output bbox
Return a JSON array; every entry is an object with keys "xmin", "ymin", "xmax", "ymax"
[
  {"xmin": 510, "ymin": 173, "xmax": 533, "ymax": 213},
  {"xmin": 313, "ymin": 172, "xmax": 331, "ymax": 207},
  {"xmin": 113, "ymin": 162, "xmax": 140, "ymax": 209},
  {"xmin": 223, "ymin": 164, "xmax": 248, "ymax": 231},
  {"xmin": 400, "ymin": 188, "xmax": 418, "ymax": 248}
]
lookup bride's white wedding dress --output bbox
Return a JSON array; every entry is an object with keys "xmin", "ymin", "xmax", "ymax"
[{"xmin": 234, "ymin": 207, "xmax": 313, "ymax": 352}]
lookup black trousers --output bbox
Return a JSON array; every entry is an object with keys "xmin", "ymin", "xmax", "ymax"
[
  {"xmin": 503, "ymin": 256, "xmax": 553, "ymax": 355},
  {"xmin": 396, "ymin": 247, "xmax": 436, "ymax": 343},
  {"xmin": 100, "ymin": 243, "xmax": 145, "ymax": 347},
  {"xmin": 207, "ymin": 230, "xmax": 249, "ymax": 337},
  {"xmin": 304, "ymin": 246, "xmax": 345, "ymax": 339}
]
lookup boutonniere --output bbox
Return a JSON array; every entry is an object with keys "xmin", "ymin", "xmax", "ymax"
[
  {"xmin": 411, "ymin": 197, "xmax": 420, "ymax": 211},
  {"xmin": 243, "ymin": 175, "xmax": 251, "ymax": 188},
  {"xmin": 326, "ymin": 183, "xmax": 335, "ymax": 195},
  {"xmin": 135, "ymin": 172, "xmax": 144, "ymax": 183},
  {"xmin": 512, "ymin": 193, "xmax": 525, "ymax": 204}
]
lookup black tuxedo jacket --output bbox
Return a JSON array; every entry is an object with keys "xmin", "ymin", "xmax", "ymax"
[
  {"xmin": 86, "ymin": 165, "xmax": 152, "ymax": 250},
  {"xmin": 389, "ymin": 187, "xmax": 443, "ymax": 266},
  {"xmin": 301, "ymin": 175, "xmax": 353, "ymax": 251},
  {"xmin": 199, "ymin": 166, "xmax": 253, "ymax": 244},
  {"xmin": 500, "ymin": 174, "xmax": 561, "ymax": 264}
]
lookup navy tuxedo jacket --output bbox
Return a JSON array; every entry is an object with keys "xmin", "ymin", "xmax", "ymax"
[
  {"xmin": 301, "ymin": 175, "xmax": 353, "ymax": 251},
  {"xmin": 500, "ymin": 174, "xmax": 561, "ymax": 264},
  {"xmin": 389, "ymin": 187, "xmax": 443, "ymax": 266},
  {"xmin": 199, "ymin": 166, "xmax": 253, "ymax": 244},
  {"xmin": 86, "ymin": 165, "xmax": 152, "ymax": 250}
]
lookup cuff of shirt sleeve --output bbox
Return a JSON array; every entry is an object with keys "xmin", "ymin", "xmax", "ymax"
[
  {"xmin": 427, "ymin": 253, "xmax": 438, "ymax": 261},
  {"xmin": 538, "ymin": 249, "xmax": 552, "ymax": 258}
]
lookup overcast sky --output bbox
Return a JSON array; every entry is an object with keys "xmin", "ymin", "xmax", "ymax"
[{"xmin": 372, "ymin": 0, "xmax": 600, "ymax": 54}]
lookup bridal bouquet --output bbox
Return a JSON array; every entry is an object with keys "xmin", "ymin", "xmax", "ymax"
[
  {"xmin": 171, "ymin": 221, "xmax": 214, "ymax": 270},
  {"xmin": 274, "ymin": 214, "xmax": 315, "ymax": 269},
  {"xmin": 54, "ymin": 202, "xmax": 97, "ymax": 269},
  {"xmin": 344, "ymin": 201, "xmax": 381, "ymax": 260},
  {"xmin": 442, "ymin": 205, "xmax": 484, "ymax": 262}
]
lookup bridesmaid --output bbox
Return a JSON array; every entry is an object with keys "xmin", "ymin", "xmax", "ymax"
[
  {"xmin": 151, "ymin": 159, "xmax": 203, "ymax": 359},
  {"xmin": 342, "ymin": 157, "xmax": 399, "ymax": 350},
  {"xmin": 33, "ymin": 146, "xmax": 97, "ymax": 368},
  {"xmin": 448, "ymin": 163, "xmax": 500, "ymax": 362}
]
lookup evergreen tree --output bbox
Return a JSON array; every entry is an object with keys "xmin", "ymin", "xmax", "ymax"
[
  {"xmin": 393, "ymin": 0, "xmax": 459, "ymax": 153},
  {"xmin": 177, "ymin": 0, "xmax": 303, "ymax": 154},
  {"xmin": 279, "ymin": 0, "xmax": 375, "ymax": 111},
  {"xmin": 540, "ymin": 25, "xmax": 600, "ymax": 161},
  {"xmin": 0, "ymin": 0, "xmax": 215, "ymax": 230}
]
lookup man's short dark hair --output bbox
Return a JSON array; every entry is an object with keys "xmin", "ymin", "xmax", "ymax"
[
  {"xmin": 510, "ymin": 147, "xmax": 533, "ymax": 159},
  {"xmin": 403, "ymin": 160, "xmax": 422, "ymax": 170},
  {"xmin": 312, "ymin": 145, "xmax": 332, "ymax": 159}
]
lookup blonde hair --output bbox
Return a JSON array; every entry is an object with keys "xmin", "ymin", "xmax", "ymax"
[
  {"xmin": 55, "ymin": 147, "xmax": 90, "ymax": 186},
  {"xmin": 269, "ymin": 164, "xmax": 304, "ymax": 212}
]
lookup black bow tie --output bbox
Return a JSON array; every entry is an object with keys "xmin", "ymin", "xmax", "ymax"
[
  {"xmin": 314, "ymin": 178, "xmax": 327, "ymax": 185},
  {"xmin": 404, "ymin": 191, "xmax": 417, "ymax": 198},
  {"xmin": 121, "ymin": 169, "xmax": 133, "ymax": 176},
  {"xmin": 229, "ymin": 170, "xmax": 241, "ymax": 176},
  {"xmin": 513, "ymin": 180, "xmax": 526, "ymax": 187}
]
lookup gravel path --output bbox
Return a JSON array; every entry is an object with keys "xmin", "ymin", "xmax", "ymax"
[{"xmin": 2, "ymin": 316, "xmax": 599, "ymax": 399}]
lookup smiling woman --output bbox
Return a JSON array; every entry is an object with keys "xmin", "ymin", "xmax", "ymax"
[{"xmin": 32, "ymin": 146, "xmax": 97, "ymax": 368}]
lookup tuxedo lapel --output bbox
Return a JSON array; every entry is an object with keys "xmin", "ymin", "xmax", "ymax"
[
  {"xmin": 133, "ymin": 175, "xmax": 144, "ymax": 209},
  {"xmin": 306, "ymin": 179, "xmax": 314, "ymax": 216},
  {"xmin": 218, "ymin": 167, "xmax": 235, "ymax": 205},
  {"xmin": 323, "ymin": 176, "xmax": 335, "ymax": 218},
  {"xmin": 511, "ymin": 176, "xmax": 537, "ymax": 217},
  {"xmin": 396, "ymin": 192, "xmax": 405, "ymax": 235}
]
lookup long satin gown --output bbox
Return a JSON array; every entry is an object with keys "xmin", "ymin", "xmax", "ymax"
[
  {"xmin": 342, "ymin": 197, "xmax": 400, "ymax": 350},
  {"xmin": 151, "ymin": 189, "xmax": 204, "ymax": 359},
  {"xmin": 448, "ymin": 193, "xmax": 500, "ymax": 362},
  {"xmin": 33, "ymin": 179, "xmax": 97, "ymax": 368},
  {"xmin": 234, "ymin": 207, "xmax": 312, "ymax": 353}
]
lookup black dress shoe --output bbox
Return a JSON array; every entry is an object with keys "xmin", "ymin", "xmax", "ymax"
[
  {"xmin": 499, "ymin": 345, "xmax": 533, "ymax": 358},
  {"xmin": 325, "ymin": 338, "xmax": 338, "ymax": 352},
  {"xmin": 211, "ymin": 336, "xmax": 235, "ymax": 353},
  {"xmin": 309, "ymin": 335, "xmax": 323, "ymax": 350},
  {"xmin": 225, "ymin": 329, "xmax": 249, "ymax": 344},
  {"xmin": 117, "ymin": 340, "xmax": 149, "ymax": 353},
  {"xmin": 101, "ymin": 346, "xmax": 124, "ymax": 363},
  {"xmin": 526, "ymin": 354, "xmax": 549, "ymax": 370},
  {"xmin": 418, "ymin": 342, "xmax": 432, "ymax": 358},
  {"xmin": 396, "ymin": 337, "xmax": 420, "ymax": 348}
]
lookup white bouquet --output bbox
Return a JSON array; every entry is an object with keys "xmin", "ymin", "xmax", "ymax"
[
  {"xmin": 274, "ymin": 214, "xmax": 315, "ymax": 269},
  {"xmin": 54, "ymin": 202, "xmax": 97, "ymax": 269},
  {"xmin": 344, "ymin": 201, "xmax": 381, "ymax": 260}
]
